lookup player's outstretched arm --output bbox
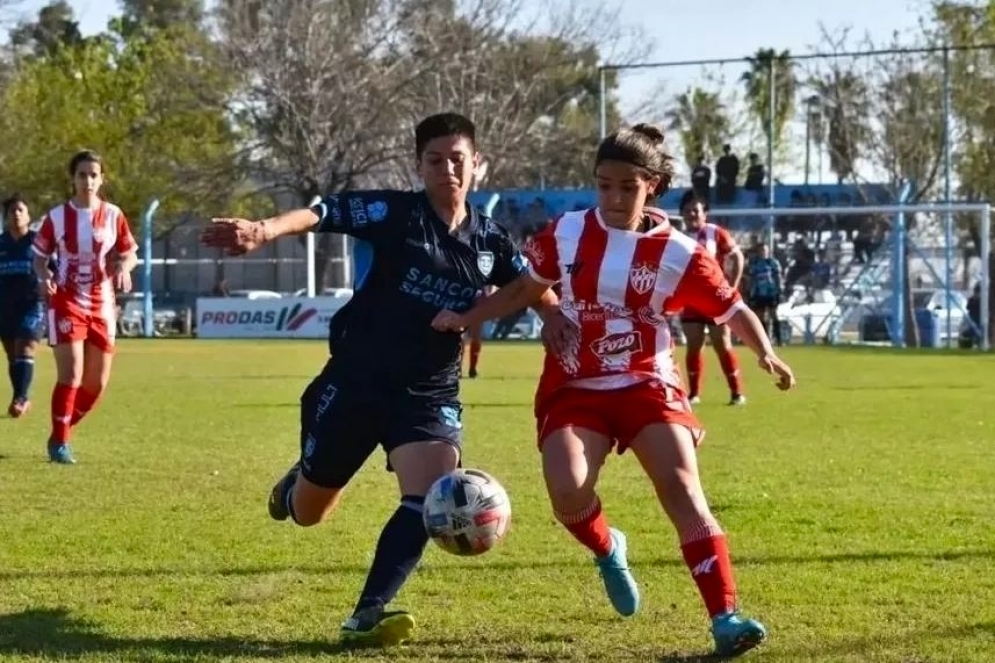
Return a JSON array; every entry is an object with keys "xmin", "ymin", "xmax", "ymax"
[
  {"xmin": 725, "ymin": 307, "xmax": 795, "ymax": 391},
  {"xmin": 201, "ymin": 208, "xmax": 319, "ymax": 256},
  {"xmin": 432, "ymin": 273, "xmax": 549, "ymax": 333}
]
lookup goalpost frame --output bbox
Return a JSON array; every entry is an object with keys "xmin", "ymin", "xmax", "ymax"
[{"xmin": 692, "ymin": 202, "xmax": 991, "ymax": 351}]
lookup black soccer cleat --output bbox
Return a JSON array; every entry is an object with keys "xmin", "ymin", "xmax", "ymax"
[{"xmin": 267, "ymin": 461, "xmax": 301, "ymax": 521}]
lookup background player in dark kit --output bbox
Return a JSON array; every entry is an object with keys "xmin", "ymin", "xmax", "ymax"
[
  {"xmin": 201, "ymin": 113, "xmax": 563, "ymax": 646},
  {"xmin": 0, "ymin": 194, "xmax": 43, "ymax": 418}
]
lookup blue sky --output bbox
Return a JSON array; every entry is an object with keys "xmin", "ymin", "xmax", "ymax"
[{"xmin": 19, "ymin": 0, "xmax": 932, "ymax": 183}]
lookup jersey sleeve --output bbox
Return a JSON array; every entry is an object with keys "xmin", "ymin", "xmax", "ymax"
[
  {"xmin": 32, "ymin": 215, "xmax": 56, "ymax": 257},
  {"xmin": 669, "ymin": 247, "xmax": 746, "ymax": 324},
  {"xmin": 715, "ymin": 226, "xmax": 738, "ymax": 257},
  {"xmin": 521, "ymin": 222, "xmax": 561, "ymax": 285},
  {"xmin": 114, "ymin": 208, "xmax": 138, "ymax": 253},
  {"xmin": 311, "ymin": 190, "xmax": 405, "ymax": 242},
  {"xmin": 486, "ymin": 227, "xmax": 529, "ymax": 288}
]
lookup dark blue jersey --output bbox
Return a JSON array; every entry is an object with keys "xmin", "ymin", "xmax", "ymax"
[
  {"xmin": 313, "ymin": 190, "xmax": 527, "ymax": 390},
  {"xmin": 0, "ymin": 230, "xmax": 40, "ymax": 308},
  {"xmin": 747, "ymin": 256, "xmax": 782, "ymax": 300}
]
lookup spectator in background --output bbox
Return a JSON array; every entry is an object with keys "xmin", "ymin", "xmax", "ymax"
[
  {"xmin": 744, "ymin": 153, "xmax": 766, "ymax": 192},
  {"xmin": 212, "ymin": 279, "xmax": 231, "ymax": 297},
  {"xmin": 811, "ymin": 249, "xmax": 831, "ymax": 289},
  {"xmin": 785, "ymin": 238, "xmax": 815, "ymax": 291},
  {"xmin": 691, "ymin": 155, "xmax": 711, "ymax": 200},
  {"xmin": 715, "ymin": 144, "xmax": 739, "ymax": 203},
  {"xmin": 746, "ymin": 243, "xmax": 783, "ymax": 345},
  {"xmin": 853, "ymin": 218, "xmax": 875, "ymax": 263}
]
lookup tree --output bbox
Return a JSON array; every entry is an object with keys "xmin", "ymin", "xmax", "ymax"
[
  {"xmin": 810, "ymin": 67, "xmax": 870, "ymax": 184},
  {"xmin": 119, "ymin": 0, "xmax": 204, "ymax": 29},
  {"xmin": 930, "ymin": 0, "xmax": 995, "ymax": 347},
  {"xmin": 665, "ymin": 86, "xmax": 730, "ymax": 172},
  {"xmin": 388, "ymin": 0, "xmax": 641, "ymax": 189},
  {"xmin": 8, "ymin": 0, "xmax": 83, "ymax": 58},
  {"xmin": 112, "ymin": 0, "xmax": 205, "ymax": 39},
  {"xmin": 0, "ymin": 24, "xmax": 242, "ymax": 235},
  {"xmin": 215, "ymin": 0, "xmax": 640, "ymax": 286},
  {"xmin": 740, "ymin": 48, "xmax": 796, "ymax": 163}
]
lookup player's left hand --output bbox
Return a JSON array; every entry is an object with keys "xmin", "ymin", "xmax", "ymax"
[
  {"xmin": 112, "ymin": 265, "xmax": 132, "ymax": 293},
  {"xmin": 759, "ymin": 353, "xmax": 795, "ymax": 391},
  {"xmin": 431, "ymin": 310, "xmax": 466, "ymax": 333},
  {"xmin": 201, "ymin": 218, "xmax": 266, "ymax": 256}
]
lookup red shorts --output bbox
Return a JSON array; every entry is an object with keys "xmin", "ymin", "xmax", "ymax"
[
  {"xmin": 535, "ymin": 380, "xmax": 704, "ymax": 453},
  {"xmin": 47, "ymin": 303, "xmax": 116, "ymax": 352}
]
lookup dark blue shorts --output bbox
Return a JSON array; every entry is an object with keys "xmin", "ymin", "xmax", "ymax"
[
  {"xmin": 298, "ymin": 359, "xmax": 464, "ymax": 489},
  {"xmin": 0, "ymin": 302, "xmax": 44, "ymax": 342}
]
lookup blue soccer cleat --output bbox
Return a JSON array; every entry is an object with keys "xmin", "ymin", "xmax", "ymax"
[
  {"xmin": 339, "ymin": 607, "xmax": 416, "ymax": 646},
  {"xmin": 712, "ymin": 611, "xmax": 767, "ymax": 657},
  {"xmin": 594, "ymin": 527, "xmax": 640, "ymax": 616},
  {"xmin": 267, "ymin": 461, "xmax": 301, "ymax": 521},
  {"xmin": 47, "ymin": 441, "xmax": 76, "ymax": 465}
]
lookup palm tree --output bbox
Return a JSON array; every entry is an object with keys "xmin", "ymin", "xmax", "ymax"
[
  {"xmin": 664, "ymin": 86, "xmax": 730, "ymax": 171},
  {"xmin": 740, "ymin": 48, "xmax": 796, "ymax": 153},
  {"xmin": 811, "ymin": 70, "xmax": 870, "ymax": 184}
]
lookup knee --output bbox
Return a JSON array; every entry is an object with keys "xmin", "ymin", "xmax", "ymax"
[
  {"xmin": 658, "ymin": 478, "xmax": 712, "ymax": 528},
  {"xmin": 290, "ymin": 490, "xmax": 340, "ymax": 527},
  {"xmin": 545, "ymin": 473, "xmax": 594, "ymax": 516},
  {"xmin": 80, "ymin": 381, "xmax": 106, "ymax": 398}
]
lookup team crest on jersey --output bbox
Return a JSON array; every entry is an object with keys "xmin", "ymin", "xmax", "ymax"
[
  {"xmin": 477, "ymin": 251, "xmax": 494, "ymax": 277},
  {"xmin": 628, "ymin": 263, "xmax": 657, "ymax": 295}
]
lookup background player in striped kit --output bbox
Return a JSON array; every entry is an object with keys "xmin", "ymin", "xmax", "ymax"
[
  {"xmin": 432, "ymin": 124, "xmax": 794, "ymax": 658},
  {"xmin": 32, "ymin": 150, "xmax": 138, "ymax": 464},
  {"xmin": 0, "ymin": 194, "xmax": 43, "ymax": 417},
  {"xmin": 678, "ymin": 191, "xmax": 747, "ymax": 405}
]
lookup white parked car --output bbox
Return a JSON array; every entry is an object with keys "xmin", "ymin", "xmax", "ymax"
[
  {"xmin": 228, "ymin": 289, "xmax": 283, "ymax": 300},
  {"xmin": 292, "ymin": 287, "xmax": 354, "ymax": 299}
]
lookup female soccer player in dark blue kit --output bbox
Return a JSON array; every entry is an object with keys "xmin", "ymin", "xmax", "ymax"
[
  {"xmin": 0, "ymin": 194, "xmax": 43, "ymax": 418},
  {"xmin": 202, "ymin": 113, "xmax": 564, "ymax": 647}
]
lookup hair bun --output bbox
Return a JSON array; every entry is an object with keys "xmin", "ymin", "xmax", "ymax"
[{"xmin": 631, "ymin": 123, "xmax": 665, "ymax": 145}]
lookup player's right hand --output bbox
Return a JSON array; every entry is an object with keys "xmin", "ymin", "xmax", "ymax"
[
  {"xmin": 431, "ymin": 310, "xmax": 466, "ymax": 333},
  {"xmin": 759, "ymin": 353, "xmax": 795, "ymax": 391},
  {"xmin": 540, "ymin": 310, "xmax": 578, "ymax": 357},
  {"xmin": 201, "ymin": 218, "xmax": 266, "ymax": 256}
]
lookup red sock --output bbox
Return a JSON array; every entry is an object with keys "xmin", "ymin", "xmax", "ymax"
[
  {"xmin": 71, "ymin": 388, "xmax": 100, "ymax": 426},
  {"xmin": 680, "ymin": 520, "xmax": 738, "ymax": 617},
  {"xmin": 556, "ymin": 497, "xmax": 612, "ymax": 557},
  {"xmin": 50, "ymin": 383, "xmax": 78, "ymax": 443},
  {"xmin": 469, "ymin": 340, "xmax": 481, "ymax": 372},
  {"xmin": 716, "ymin": 348, "xmax": 743, "ymax": 396},
  {"xmin": 686, "ymin": 348, "xmax": 704, "ymax": 397}
]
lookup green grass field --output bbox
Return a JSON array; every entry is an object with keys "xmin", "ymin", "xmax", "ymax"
[{"xmin": 1, "ymin": 341, "xmax": 993, "ymax": 662}]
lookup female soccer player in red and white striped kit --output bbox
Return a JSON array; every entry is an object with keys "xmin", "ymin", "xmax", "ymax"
[
  {"xmin": 433, "ymin": 124, "xmax": 794, "ymax": 658},
  {"xmin": 678, "ymin": 191, "xmax": 747, "ymax": 405},
  {"xmin": 32, "ymin": 150, "xmax": 137, "ymax": 464}
]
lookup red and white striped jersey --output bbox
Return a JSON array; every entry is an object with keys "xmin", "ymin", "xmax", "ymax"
[
  {"xmin": 691, "ymin": 222, "xmax": 737, "ymax": 259},
  {"xmin": 32, "ymin": 201, "xmax": 137, "ymax": 311},
  {"xmin": 523, "ymin": 208, "xmax": 745, "ymax": 393}
]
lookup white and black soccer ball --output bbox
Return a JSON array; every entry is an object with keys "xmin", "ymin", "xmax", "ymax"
[{"xmin": 423, "ymin": 468, "xmax": 512, "ymax": 556}]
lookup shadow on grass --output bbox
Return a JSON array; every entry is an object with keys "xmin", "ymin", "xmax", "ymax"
[
  {"xmin": 0, "ymin": 608, "xmax": 334, "ymax": 659},
  {"xmin": 0, "ymin": 608, "xmax": 576, "ymax": 660},
  {"xmin": 1, "ymin": 549, "xmax": 992, "ymax": 583}
]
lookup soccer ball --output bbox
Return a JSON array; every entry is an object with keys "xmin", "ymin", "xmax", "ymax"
[{"xmin": 423, "ymin": 468, "xmax": 512, "ymax": 556}]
